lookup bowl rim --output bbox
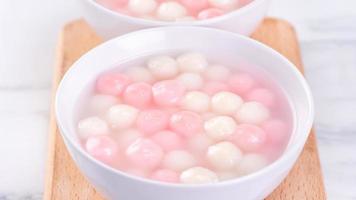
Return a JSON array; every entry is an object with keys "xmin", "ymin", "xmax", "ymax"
[
  {"xmin": 84, "ymin": 0, "xmax": 270, "ymax": 26},
  {"xmin": 55, "ymin": 26, "xmax": 314, "ymax": 189}
]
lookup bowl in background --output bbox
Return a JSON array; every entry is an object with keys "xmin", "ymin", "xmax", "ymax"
[
  {"xmin": 55, "ymin": 26, "xmax": 314, "ymax": 200},
  {"xmin": 80, "ymin": 0, "xmax": 271, "ymax": 39}
]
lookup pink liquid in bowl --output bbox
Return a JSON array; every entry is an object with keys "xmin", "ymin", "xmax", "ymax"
[
  {"xmin": 75, "ymin": 51, "xmax": 294, "ymax": 184},
  {"xmin": 95, "ymin": 0, "xmax": 254, "ymax": 22}
]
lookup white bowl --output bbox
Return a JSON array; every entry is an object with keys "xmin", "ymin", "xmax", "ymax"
[
  {"xmin": 55, "ymin": 27, "xmax": 314, "ymax": 200},
  {"xmin": 80, "ymin": 0, "xmax": 271, "ymax": 39}
]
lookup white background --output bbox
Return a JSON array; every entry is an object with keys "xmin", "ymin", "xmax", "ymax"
[{"xmin": 1, "ymin": 0, "xmax": 356, "ymax": 199}]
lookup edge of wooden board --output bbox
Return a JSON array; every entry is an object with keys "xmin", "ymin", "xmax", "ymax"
[
  {"xmin": 43, "ymin": 30, "xmax": 65, "ymax": 200},
  {"xmin": 43, "ymin": 20, "xmax": 103, "ymax": 200},
  {"xmin": 252, "ymin": 18, "xmax": 304, "ymax": 71}
]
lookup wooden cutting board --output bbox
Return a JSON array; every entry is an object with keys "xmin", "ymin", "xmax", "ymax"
[{"xmin": 43, "ymin": 18, "xmax": 326, "ymax": 200}]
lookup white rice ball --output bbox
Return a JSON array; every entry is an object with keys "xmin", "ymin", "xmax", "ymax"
[
  {"xmin": 208, "ymin": 0, "xmax": 239, "ymax": 10},
  {"xmin": 236, "ymin": 154, "xmax": 268, "ymax": 176},
  {"xmin": 128, "ymin": 0, "xmax": 157, "ymax": 15},
  {"xmin": 163, "ymin": 150, "xmax": 197, "ymax": 172},
  {"xmin": 177, "ymin": 52, "xmax": 208, "ymax": 73},
  {"xmin": 176, "ymin": 73, "xmax": 204, "ymax": 90},
  {"xmin": 204, "ymin": 116, "xmax": 237, "ymax": 141},
  {"xmin": 157, "ymin": 2, "xmax": 187, "ymax": 21},
  {"xmin": 180, "ymin": 167, "xmax": 218, "ymax": 184},
  {"xmin": 206, "ymin": 141, "xmax": 242, "ymax": 170},
  {"xmin": 125, "ymin": 66, "xmax": 154, "ymax": 83},
  {"xmin": 106, "ymin": 104, "xmax": 139, "ymax": 129},
  {"xmin": 211, "ymin": 91, "xmax": 243, "ymax": 115},
  {"xmin": 78, "ymin": 116, "xmax": 109, "ymax": 139},
  {"xmin": 147, "ymin": 56, "xmax": 179, "ymax": 79},
  {"xmin": 181, "ymin": 91, "xmax": 210, "ymax": 113},
  {"xmin": 89, "ymin": 94, "xmax": 119, "ymax": 114},
  {"xmin": 235, "ymin": 101, "xmax": 270, "ymax": 124}
]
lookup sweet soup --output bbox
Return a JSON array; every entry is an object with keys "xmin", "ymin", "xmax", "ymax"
[
  {"xmin": 95, "ymin": 0, "xmax": 254, "ymax": 21},
  {"xmin": 76, "ymin": 52, "xmax": 293, "ymax": 184}
]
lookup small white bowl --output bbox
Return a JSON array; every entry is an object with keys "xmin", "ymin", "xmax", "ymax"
[
  {"xmin": 80, "ymin": 0, "xmax": 271, "ymax": 39},
  {"xmin": 55, "ymin": 27, "xmax": 314, "ymax": 200}
]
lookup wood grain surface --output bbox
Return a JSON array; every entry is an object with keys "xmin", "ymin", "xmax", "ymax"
[{"xmin": 43, "ymin": 18, "xmax": 326, "ymax": 200}]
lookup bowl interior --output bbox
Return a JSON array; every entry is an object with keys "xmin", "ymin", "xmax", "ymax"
[{"xmin": 56, "ymin": 27, "xmax": 313, "ymax": 179}]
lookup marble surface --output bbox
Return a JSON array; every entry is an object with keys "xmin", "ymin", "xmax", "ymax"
[{"xmin": 0, "ymin": 0, "xmax": 355, "ymax": 199}]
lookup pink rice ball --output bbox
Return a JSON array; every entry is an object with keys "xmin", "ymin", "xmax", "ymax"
[
  {"xmin": 125, "ymin": 138, "xmax": 164, "ymax": 170},
  {"xmin": 96, "ymin": 73, "xmax": 131, "ymax": 96},
  {"xmin": 180, "ymin": 0, "xmax": 209, "ymax": 13},
  {"xmin": 198, "ymin": 8, "xmax": 224, "ymax": 20},
  {"xmin": 152, "ymin": 80, "xmax": 186, "ymax": 107},
  {"xmin": 136, "ymin": 109, "xmax": 170, "ymax": 135},
  {"xmin": 151, "ymin": 169, "xmax": 179, "ymax": 183},
  {"xmin": 151, "ymin": 130, "xmax": 184, "ymax": 151},
  {"xmin": 124, "ymin": 82, "xmax": 153, "ymax": 108},
  {"xmin": 228, "ymin": 73, "xmax": 255, "ymax": 95},
  {"xmin": 229, "ymin": 124, "xmax": 266, "ymax": 152},
  {"xmin": 170, "ymin": 111, "xmax": 203, "ymax": 138},
  {"xmin": 261, "ymin": 119, "xmax": 288, "ymax": 144},
  {"xmin": 85, "ymin": 135, "xmax": 119, "ymax": 164},
  {"xmin": 247, "ymin": 88, "xmax": 275, "ymax": 107}
]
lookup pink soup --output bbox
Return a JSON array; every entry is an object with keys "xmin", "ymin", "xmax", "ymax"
[{"xmin": 75, "ymin": 52, "xmax": 294, "ymax": 184}]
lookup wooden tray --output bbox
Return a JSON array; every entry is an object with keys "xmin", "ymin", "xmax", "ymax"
[{"xmin": 43, "ymin": 18, "xmax": 326, "ymax": 200}]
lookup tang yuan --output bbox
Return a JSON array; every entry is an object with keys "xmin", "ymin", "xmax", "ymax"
[
  {"xmin": 106, "ymin": 104, "xmax": 139, "ymax": 130},
  {"xmin": 152, "ymin": 80, "xmax": 186, "ymax": 107},
  {"xmin": 123, "ymin": 82, "xmax": 153, "ymax": 108},
  {"xmin": 76, "ymin": 51, "xmax": 293, "ymax": 184},
  {"xmin": 236, "ymin": 154, "xmax": 268, "ymax": 176},
  {"xmin": 181, "ymin": 91, "xmax": 210, "ymax": 113},
  {"xmin": 147, "ymin": 56, "xmax": 178, "ymax": 80},
  {"xmin": 126, "ymin": 138, "xmax": 164, "ymax": 169},
  {"xmin": 177, "ymin": 52, "xmax": 208, "ymax": 73},
  {"xmin": 235, "ymin": 101, "xmax": 270, "ymax": 125},
  {"xmin": 85, "ymin": 135, "xmax": 119, "ymax": 164},
  {"xmin": 228, "ymin": 124, "xmax": 267, "ymax": 152},
  {"xmin": 163, "ymin": 150, "xmax": 197, "ymax": 172},
  {"xmin": 95, "ymin": 0, "xmax": 254, "ymax": 21},
  {"xmin": 198, "ymin": 8, "xmax": 225, "ymax": 20},
  {"xmin": 128, "ymin": 0, "xmax": 157, "ymax": 15},
  {"xmin": 89, "ymin": 94, "xmax": 119, "ymax": 114},
  {"xmin": 181, "ymin": 0, "xmax": 209, "ymax": 13},
  {"xmin": 151, "ymin": 169, "xmax": 179, "ymax": 183},
  {"xmin": 176, "ymin": 73, "xmax": 204, "ymax": 90},
  {"xmin": 136, "ymin": 109, "xmax": 169, "ymax": 134},
  {"xmin": 78, "ymin": 116, "xmax": 109, "ymax": 139},
  {"xmin": 96, "ymin": 73, "xmax": 131, "ymax": 96},
  {"xmin": 157, "ymin": 2, "xmax": 188, "ymax": 21},
  {"xmin": 204, "ymin": 116, "xmax": 237, "ymax": 141},
  {"xmin": 151, "ymin": 130, "xmax": 183, "ymax": 151},
  {"xmin": 207, "ymin": 141, "xmax": 242, "ymax": 170},
  {"xmin": 125, "ymin": 66, "xmax": 154, "ymax": 83},
  {"xmin": 247, "ymin": 88, "xmax": 276, "ymax": 107},
  {"xmin": 180, "ymin": 167, "xmax": 218, "ymax": 184},
  {"xmin": 211, "ymin": 91, "xmax": 243, "ymax": 115},
  {"xmin": 170, "ymin": 111, "xmax": 203, "ymax": 137}
]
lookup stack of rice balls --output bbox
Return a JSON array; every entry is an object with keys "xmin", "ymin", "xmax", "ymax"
[
  {"xmin": 95, "ymin": 0, "xmax": 253, "ymax": 21},
  {"xmin": 77, "ymin": 52, "xmax": 291, "ymax": 184}
]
